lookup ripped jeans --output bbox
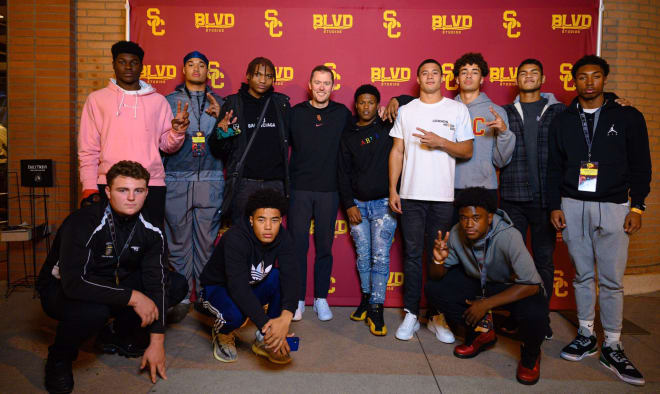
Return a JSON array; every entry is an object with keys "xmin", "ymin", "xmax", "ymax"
[{"xmin": 349, "ymin": 198, "xmax": 397, "ymax": 304}]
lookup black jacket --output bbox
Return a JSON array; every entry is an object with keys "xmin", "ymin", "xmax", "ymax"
[
  {"xmin": 208, "ymin": 84, "xmax": 291, "ymax": 216},
  {"xmin": 37, "ymin": 203, "xmax": 168, "ymax": 333},
  {"xmin": 199, "ymin": 218, "xmax": 299, "ymax": 330},
  {"xmin": 289, "ymin": 100, "xmax": 352, "ymax": 192},
  {"xmin": 547, "ymin": 93, "xmax": 652, "ymax": 210},
  {"xmin": 337, "ymin": 117, "xmax": 394, "ymax": 209}
]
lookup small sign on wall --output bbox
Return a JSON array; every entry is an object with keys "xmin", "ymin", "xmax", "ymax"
[{"xmin": 20, "ymin": 159, "xmax": 54, "ymax": 187}]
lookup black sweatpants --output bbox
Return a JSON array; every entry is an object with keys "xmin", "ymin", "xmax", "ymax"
[
  {"xmin": 425, "ymin": 267, "xmax": 547, "ymax": 356},
  {"xmin": 40, "ymin": 270, "xmax": 187, "ymax": 361},
  {"xmin": 287, "ymin": 189, "xmax": 339, "ymax": 300}
]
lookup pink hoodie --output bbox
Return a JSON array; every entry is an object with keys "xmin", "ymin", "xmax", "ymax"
[{"xmin": 78, "ymin": 79, "xmax": 185, "ymax": 190}]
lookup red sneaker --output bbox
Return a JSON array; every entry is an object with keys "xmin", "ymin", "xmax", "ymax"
[
  {"xmin": 453, "ymin": 329, "xmax": 497, "ymax": 359},
  {"xmin": 516, "ymin": 353, "xmax": 541, "ymax": 385}
]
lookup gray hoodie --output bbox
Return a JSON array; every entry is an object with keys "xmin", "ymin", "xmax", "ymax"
[
  {"xmin": 454, "ymin": 92, "xmax": 514, "ymax": 189},
  {"xmin": 444, "ymin": 209, "xmax": 544, "ymax": 292}
]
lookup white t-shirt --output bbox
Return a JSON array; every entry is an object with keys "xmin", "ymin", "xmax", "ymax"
[{"xmin": 389, "ymin": 97, "xmax": 473, "ymax": 201}]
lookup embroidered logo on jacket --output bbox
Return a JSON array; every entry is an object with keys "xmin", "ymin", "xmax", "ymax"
[
  {"xmin": 607, "ymin": 125, "xmax": 618, "ymax": 136},
  {"xmin": 250, "ymin": 261, "xmax": 272, "ymax": 284}
]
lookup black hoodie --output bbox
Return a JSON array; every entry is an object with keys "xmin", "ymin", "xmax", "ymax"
[
  {"xmin": 289, "ymin": 100, "xmax": 352, "ymax": 191},
  {"xmin": 199, "ymin": 218, "xmax": 299, "ymax": 330},
  {"xmin": 547, "ymin": 93, "xmax": 651, "ymax": 210},
  {"xmin": 337, "ymin": 117, "xmax": 394, "ymax": 209}
]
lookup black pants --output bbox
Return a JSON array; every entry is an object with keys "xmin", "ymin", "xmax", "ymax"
[
  {"xmin": 230, "ymin": 178, "xmax": 285, "ymax": 225},
  {"xmin": 40, "ymin": 271, "xmax": 187, "ymax": 361},
  {"xmin": 425, "ymin": 267, "xmax": 547, "ymax": 356},
  {"xmin": 98, "ymin": 184, "xmax": 167, "ymax": 229},
  {"xmin": 288, "ymin": 189, "xmax": 339, "ymax": 300},
  {"xmin": 400, "ymin": 199, "xmax": 453, "ymax": 316},
  {"xmin": 499, "ymin": 199, "xmax": 556, "ymax": 305}
]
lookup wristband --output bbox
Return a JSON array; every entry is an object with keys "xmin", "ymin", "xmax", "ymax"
[
  {"xmin": 432, "ymin": 259, "xmax": 444, "ymax": 265},
  {"xmin": 631, "ymin": 207, "xmax": 644, "ymax": 215}
]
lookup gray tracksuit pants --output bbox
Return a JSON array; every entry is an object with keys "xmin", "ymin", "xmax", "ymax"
[
  {"xmin": 560, "ymin": 197, "xmax": 630, "ymax": 333},
  {"xmin": 165, "ymin": 180, "xmax": 223, "ymax": 299}
]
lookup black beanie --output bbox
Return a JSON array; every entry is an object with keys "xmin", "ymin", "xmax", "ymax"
[
  {"xmin": 111, "ymin": 41, "xmax": 145, "ymax": 61},
  {"xmin": 353, "ymin": 84, "xmax": 380, "ymax": 103}
]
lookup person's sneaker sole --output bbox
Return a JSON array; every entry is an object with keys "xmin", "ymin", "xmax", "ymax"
[
  {"xmin": 251, "ymin": 343, "xmax": 292, "ymax": 365},
  {"xmin": 453, "ymin": 338, "xmax": 497, "ymax": 359},
  {"xmin": 516, "ymin": 373, "xmax": 540, "ymax": 385},
  {"xmin": 560, "ymin": 347, "xmax": 598, "ymax": 362},
  {"xmin": 212, "ymin": 343, "xmax": 237, "ymax": 363},
  {"xmin": 367, "ymin": 317, "xmax": 387, "ymax": 336},
  {"xmin": 98, "ymin": 343, "xmax": 144, "ymax": 358},
  {"xmin": 599, "ymin": 357, "xmax": 646, "ymax": 386},
  {"xmin": 350, "ymin": 310, "xmax": 367, "ymax": 321}
]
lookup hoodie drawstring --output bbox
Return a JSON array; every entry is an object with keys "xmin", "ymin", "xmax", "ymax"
[
  {"xmin": 115, "ymin": 91, "xmax": 139, "ymax": 119},
  {"xmin": 134, "ymin": 94, "xmax": 138, "ymax": 118},
  {"xmin": 116, "ymin": 90, "xmax": 125, "ymax": 117}
]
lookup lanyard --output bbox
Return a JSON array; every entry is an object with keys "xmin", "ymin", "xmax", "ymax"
[
  {"xmin": 184, "ymin": 86, "xmax": 207, "ymax": 129},
  {"xmin": 470, "ymin": 237, "xmax": 490, "ymax": 297},
  {"xmin": 105, "ymin": 205, "xmax": 138, "ymax": 284},
  {"xmin": 577, "ymin": 103, "xmax": 603, "ymax": 162}
]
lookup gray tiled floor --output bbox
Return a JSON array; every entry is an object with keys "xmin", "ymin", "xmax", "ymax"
[{"xmin": 1, "ymin": 289, "xmax": 658, "ymax": 393}]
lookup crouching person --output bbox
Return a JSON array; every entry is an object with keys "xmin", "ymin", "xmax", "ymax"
[
  {"xmin": 38, "ymin": 161, "xmax": 188, "ymax": 393},
  {"xmin": 199, "ymin": 189, "xmax": 299, "ymax": 364},
  {"xmin": 424, "ymin": 187, "xmax": 548, "ymax": 385}
]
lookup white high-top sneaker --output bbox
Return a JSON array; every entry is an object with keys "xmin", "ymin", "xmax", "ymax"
[
  {"xmin": 395, "ymin": 310, "xmax": 420, "ymax": 340},
  {"xmin": 292, "ymin": 300, "xmax": 305, "ymax": 321},
  {"xmin": 427, "ymin": 313, "xmax": 455, "ymax": 343}
]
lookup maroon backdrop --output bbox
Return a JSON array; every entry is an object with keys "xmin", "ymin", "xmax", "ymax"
[{"xmin": 130, "ymin": 0, "xmax": 599, "ymax": 309}]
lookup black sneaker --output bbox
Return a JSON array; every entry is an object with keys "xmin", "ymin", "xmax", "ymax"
[
  {"xmin": 560, "ymin": 333, "xmax": 598, "ymax": 361},
  {"xmin": 600, "ymin": 343, "xmax": 645, "ymax": 386},
  {"xmin": 166, "ymin": 302, "xmax": 191, "ymax": 324},
  {"xmin": 366, "ymin": 303, "xmax": 387, "ymax": 336},
  {"xmin": 350, "ymin": 293, "xmax": 370, "ymax": 321},
  {"xmin": 96, "ymin": 323, "xmax": 147, "ymax": 358},
  {"xmin": 45, "ymin": 354, "xmax": 73, "ymax": 394}
]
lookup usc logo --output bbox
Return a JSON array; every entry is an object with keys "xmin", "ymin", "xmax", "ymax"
[
  {"xmin": 313, "ymin": 13, "xmax": 353, "ymax": 34},
  {"xmin": 146, "ymin": 8, "xmax": 165, "ymax": 36},
  {"xmin": 324, "ymin": 62, "xmax": 341, "ymax": 91},
  {"xmin": 502, "ymin": 10, "xmax": 521, "ymax": 38},
  {"xmin": 264, "ymin": 9, "xmax": 282, "ymax": 37},
  {"xmin": 383, "ymin": 10, "xmax": 401, "ymax": 38},
  {"xmin": 559, "ymin": 63, "xmax": 575, "ymax": 91},
  {"xmin": 328, "ymin": 277, "xmax": 337, "ymax": 294},
  {"xmin": 441, "ymin": 63, "xmax": 458, "ymax": 91},
  {"xmin": 552, "ymin": 14, "xmax": 591, "ymax": 33},
  {"xmin": 431, "ymin": 14, "xmax": 472, "ymax": 34},
  {"xmin": 208, "ymin": 61, "xmax": 224, "ymax": 89},
  {"xmin": 194, "ymin": 12, "xmax": 235, "ymax": 32},
  {"xmin": 370, "ymin": 67, "xmax": 411, "ymax": 86},
  {"xmin": 140, "ymin": 65, "xmax": 176, "ymax": 84},
  {"xmin": 489, "ymin": 66, "xmax": 518, "ymax": 86},
  {"xmin": 554, "ymin": 270, "xmax": 569, "ymax": 298}
]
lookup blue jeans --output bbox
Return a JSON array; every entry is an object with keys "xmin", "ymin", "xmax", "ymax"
[
  {"xmin": 349, "ymin": 198, "xmax": 397, "ymax": 305},
  {"xmin": 201, "ymin": 269, "xmax": 282, "ymax": 334}
]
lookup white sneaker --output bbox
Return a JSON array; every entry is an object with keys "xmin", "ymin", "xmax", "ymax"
[
  {"xmin": 427, "ymin": 314, "xmax": 455, "ymax": 343},
  {"xmin": 292, "ymin": 300, "xmax": 305, "ymax": 321},
  {"xmin": 395, "ymin": 311, "xmax": 420, "ymax": 340},
  {"xmin": 313, "ymin": 298, "xmax": 333, "ymax": 321}
]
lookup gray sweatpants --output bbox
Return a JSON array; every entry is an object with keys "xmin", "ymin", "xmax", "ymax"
[
  {"xmin": 165, "ymin": 180, "xmax": 223, "ymax": 300},
  {"xmin": 560, "ymin": 197, "xmax": 630, "ymax": 333}
]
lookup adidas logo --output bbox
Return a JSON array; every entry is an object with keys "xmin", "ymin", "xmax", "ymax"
[{"xmin": 250, "ymin": 260, "xmax": 272, "ymax": 283}]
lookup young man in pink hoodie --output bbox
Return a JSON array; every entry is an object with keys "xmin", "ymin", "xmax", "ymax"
[{"xmin": 78, "ymin": 41, "xmax": 189, "ymax": 226}]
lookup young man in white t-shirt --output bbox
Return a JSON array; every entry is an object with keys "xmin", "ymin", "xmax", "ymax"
[{"xmin": 388, "ymin": 58, "xmax": 474, "ymax": 340}]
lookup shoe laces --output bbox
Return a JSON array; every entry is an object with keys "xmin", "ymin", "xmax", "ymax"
[
  {"xmin": 217, "ymin": 332, "xmax": 235, "ymax": 347},
  {"xmin": 608, "ymin": 347, "xmax": 634, "ymax": 369},
  {"xmin": 402, "ymin": 313, "xmax": 417, "ymax": 329},
  {"xmin": 570, "ymin": 334, "xmax": 593, "ymax": 348}
]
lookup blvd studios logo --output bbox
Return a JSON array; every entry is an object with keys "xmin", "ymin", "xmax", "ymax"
[
  {"xmin": 490, "ymin": 66, "xmax": 518, "ymax": 87},
  {"xmin": 552, "ymin": 14, "xmax": 591, "ymax": 34},
  {"xmin": 431, "ymin": 14, "xmax": 472, "ymax": 34},
  {"xmin": 194, "ymin": 12, "xmax": 235, "ymax": 32},
  {"xmin": 370, "ymin": 66, "xmax": 411, "ymax": 86},
  {"xmin": 313, "ymin": 13, "xmax": 353, "ymax": 34},
  {"xmin": 140, "ymin": 64, "xmax": 177, "ymax": 84},
  {"xmin": 275, "ymin": 66, "xmax": 294, "ymax": 86}
]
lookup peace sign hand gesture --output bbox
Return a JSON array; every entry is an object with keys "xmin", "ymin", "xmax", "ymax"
[
  {"xmin": 171, "ymin": 101, "xmax": 190, "ymax": 134},
  {"xmin": 205, "ymin": 93, "xmax": 220, "ymax": 118},
  {"xmin": 432, "ymin": 231, "xmax": 451, "ymax": 263},
  {"xmin": 485, "ymin": 106, "xmax": 506, "ymax": 134},
  {"xmin": 217, "ymin": 109, "xmax": 238, "ymax": 133}
]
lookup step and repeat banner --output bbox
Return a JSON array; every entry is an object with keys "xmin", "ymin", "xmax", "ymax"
[{"xmin": 130, "ymin": 0, "xmax": 600, "ymax": 310}]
